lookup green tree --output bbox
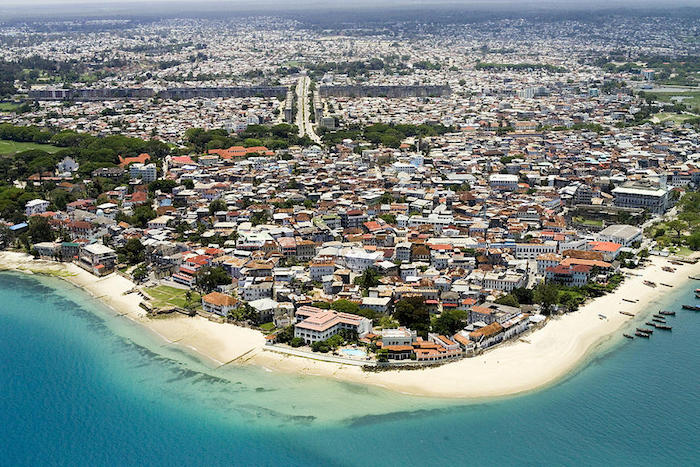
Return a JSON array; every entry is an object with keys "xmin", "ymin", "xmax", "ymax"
[
  {"xmin": 120, "ymin": 238, "xmax": 145, "ymax": 265},
  {"xmin": 132, "ymin": 264, "xmax": 148, "ymax": 282},
  {"xmin": 209, "ymin": 198, "xmax": 227, "ymax": 215},
  {"xmin": 666, "ymin": 219, "xmax": 686, "ymax": 239},
  {"xmin": 533, "ymin": 282, "xmax": 560, "ymax": 315},
  {"xmin": 27, "ymin": 216, "xmax": 54, "ymax": 243},
  {"xmin": 353, "ymin": 267, "xmax": 381, "ymax": 291},
  {"xmin": 495, "ymin": 294, "xmax": 519, "ymax": 308},
  {"xmin": 195, "ymin": 266, "xmax": 231, "ymax": 293},
  {"xmin": 431, "ymin": 309, "xmax": 468, "ymax": 335},
  {"xmin": 394, "ymin": 296, "xmax": 430, "ymax": 337},
  {"xmin": 331, "ymin": 299, "xmax": 360, "ymax": 314}
]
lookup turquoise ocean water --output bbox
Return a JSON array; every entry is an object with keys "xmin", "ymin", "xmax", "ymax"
[{"xmin": 0, "ymin": 271, "xmax": 698, "ymax": 466}]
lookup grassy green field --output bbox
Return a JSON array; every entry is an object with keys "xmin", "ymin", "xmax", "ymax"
[
  {"xmin": 573, "ymin": 216, "xmax": 604, "ymax": 227},
  {"xmin": 0, "ymin": 102, "xmax": 21, "ymax": 112},
  {"xmin": 646, "ymin": 90, "xmax": 700, "ymax": 113},
  {"xmin": 144, "ymin": 285, "xmax": 202, "ymax": 310},
  {"xmin": 652, "ymin": 112, "xmax": 699, "ymax": 124},
  {"xmin": 0, "ymin": 139, "xmax": 61, "ymax": 155}
]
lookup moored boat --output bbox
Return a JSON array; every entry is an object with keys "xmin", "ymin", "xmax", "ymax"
[
  {"xmin": 636, "ymin": 328, "xmax": 653, "ymax": 334},
  {"xmin": 654, "ymin": 324, "xmax": 672, "ymax": 330},
  {"xmin": 682, "ymin": 304, "xmax": 700, "ymax": 311},
  {"xmin": 635, "ymin": 332, "xmax": 650, "ymax": 338},
  {"xmin": 652, "ymin": 317, "xmax": 666, "ymax": 323},
  {"xmin": 619, "ymin": 311, "xmax": 635, "ymax": 317},
  {"xmin": 659, "ymin": 310, "xmax": 675, "ymax": 316},
  {"xmin": 623, "ymin": 333, "xmax": 634, "ymax": 339},
  {"xmin": 643, "ymin": 280, "xmax": 657, "ymax": 287}
]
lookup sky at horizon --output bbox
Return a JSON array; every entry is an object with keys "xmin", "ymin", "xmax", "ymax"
[{"xmin": 5, "ymin": 0, "xmax": 700, "ymax": 5}]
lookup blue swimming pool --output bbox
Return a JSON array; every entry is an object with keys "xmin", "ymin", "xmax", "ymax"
[{"xmin": 341, "ymin": 348, "xmax": 366, "ymax": 357}]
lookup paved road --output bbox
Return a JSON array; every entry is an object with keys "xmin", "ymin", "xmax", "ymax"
[{"xmin": 295, "ymin": 74, "xmax": 322, "ymax": 145}]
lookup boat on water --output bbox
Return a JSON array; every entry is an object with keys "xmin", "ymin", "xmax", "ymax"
[
  {"xmin": 645, "ymin": 321, "xmax": 656, "ymax": 327},
  {"xmin": 652, "ymin": 317, "xmax": 666, "ymax": 323},
  {"xmin": 635, "ymin": 332, "xmax": 650, "ymax": 338},
  {"xmin": 622, "ymin": 298, "xmax": 636, "ymax": 303},
  {"xmin": 689, "ymin": 275, "xmax": 700, "ymax": 280},
  {"xmin": 643, "ymin": 280, "xmax": 657, "ymax": 287},
  {"xmin": 660, "ymin": 283, "xmax": 673, "ymax": 288},
  {"xmin": 682, "ymin": 304, "xmax": 700, "ymax": 311},
  {"xmin": 623, "ymin": 333, "xmax": 634, "ymax": 339},
  {"xmin": 654, "ymin": 324, "xmax": 672, "ymax": 330},
  {"xmin": 636, "ymin": 328, "xmax": 653, "ymax": 334},
  {"xmin": 653, "ymin": 313, "xmax": 667, "ymax": 319},
  {"xmin": 619, "ymin": 311, "xmax": 635, "ymax": 317},
  {"xmin": 659, "ymin": 310, "xmax": 675, "ymax": 316}
]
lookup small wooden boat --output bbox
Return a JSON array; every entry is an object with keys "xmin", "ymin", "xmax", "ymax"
[
  {"xmin": 652, "ymin": 317, "xmax": 666, "ymax": 323},
  {"xmin": 623, "ymin": 333, "xmax": 634, "ymax": 339},
  {"xmin": 662, "ymin": 266, "xmax": 675, "ymax": 273},
  {"xmin": 682, "ymin": 304, "xmax": 700, "ymax": 311},
  {"xmin": 636, "ymin": 328, "xmax": 653, "ymax": 334},
  {"xmin": 658, "ymin": 310, "xmax": 675, "ymax": 316},
  {"xmin": 619, "ymin": 311, "xmax": 635, "ymax": 317},
  {"xmin": 643, "ymin": 280, "xmax": 657, "ymax": 288},
  {"xmin": 689, "ymin": 276, "xmax": 700, "ymax": 280},
  {"xmin": 598, "ymin": 314, "xmax": 607, "ymax": 320},
  {"xmin": 645, "ymin": 321, "xmax": 656, "ymax": 327},
  {"xmin": 653, "ymin": 314, "xmax": 666, "ymax": 319},
  {"xmin": 635, "ymin": 332, "xmax": 650, "ymax": 338},
  {"xmin": 622, "ymin": 298, "xmax": 636, "ymax": 303},
  {"xmin": 654, "ymin": 324, "xmax": 672, "ymax": 330},
  {"xmin": 660, "ymin": 283, "xmax": 673, "ymax": 288}
]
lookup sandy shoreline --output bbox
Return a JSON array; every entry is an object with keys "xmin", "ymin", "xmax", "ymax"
[{"xmin": 1, "ymin": 251, "xmax": 698, "ymax": 399}]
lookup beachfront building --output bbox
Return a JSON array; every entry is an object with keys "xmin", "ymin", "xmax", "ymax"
[
  {"xmin": 597, "ymin": 224, "xmax": 642, "ymax": 247},
  {"xmin": 202, "ymin": 291, "xmax": 238, "ymax": 316},
  {"xmin": 293, "ymin": 305, "xmax": 372, "ymax": 344},
  {"xmin": 78, "ymin": 243, "xmax": 117, "ymax": 276},
  {"xmin": 380, "ymin": 327, "xmax": 417, "ymax": 347},
  {"xmin": 545, "ymin": 264, "xmax": 591, "ymax": 287},
  {"xmin": 469, "ymin": 322, "xmax": 505, "ymax": 349}
]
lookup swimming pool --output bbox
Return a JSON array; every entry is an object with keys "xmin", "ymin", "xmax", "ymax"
[{"xmin": 340, "ymin": 348, "xmax": 366, "ymax": 358}]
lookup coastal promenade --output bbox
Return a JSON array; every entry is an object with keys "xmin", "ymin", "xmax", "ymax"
[{"xmin": 1, "ymin": 251, "xmax": 698, "ymax": 399}]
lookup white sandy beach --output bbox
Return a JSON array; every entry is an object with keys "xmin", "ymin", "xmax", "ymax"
[{"xmin": 1, "ymin": 251, "xmax": 698, "ymax": 398}]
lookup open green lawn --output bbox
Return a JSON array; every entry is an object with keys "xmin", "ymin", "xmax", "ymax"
[
  {"xmin": 652, "ymin": 112, "xmax": 698, "ymax": 124},
  {"xmin": 0, "ymin": 102, "xmax": 21, "ymax": 112},
  {"xmin": 145, "ymin": 285, "xmax": 201, "ymax": 309},
  {"xmin": 573, "ymin": 216, "xmax": 603, "ymax": 227},
  {"xmin": 0, "ymin": 139, "xmax": 61, "ymax": 155},
  {"xmin": 646, "ymin": 91, "xmax": 700, "ymax": 113}
]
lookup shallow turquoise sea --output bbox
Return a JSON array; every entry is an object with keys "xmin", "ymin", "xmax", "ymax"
[{"xmin": 1, "ymin": 271, "xmax": 698, "ymax": 466}]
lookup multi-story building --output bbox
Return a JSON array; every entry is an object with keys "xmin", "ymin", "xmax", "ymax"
[
  {"xmin": 612, "ymin": 183, "xmax": 670, "ymax": 215},
  {"xmin": 129, "ymin": 163, "xmax": 157, "ymax": 183},
  {"xmin": 201, "ymin": 291, "xmax": 238, "ymax": 316},
  {"xmin": 25, "ymin": 199, "xmax": 50, "ymax": 216},
  {"xmin": 293, "ymin": 305, "xmax": 372, "ymax": 344}
]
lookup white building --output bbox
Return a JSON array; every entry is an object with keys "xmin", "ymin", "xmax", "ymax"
[
  {"xmin": 25, "ymin": 199, "xmax": 50, "ymax": 216},
  {"xmin": 129, "ymin": 163, "xmax": 157, "ymax": 183},
  {"xmin": 489, "ymin": 174, "xmax": 519, "ymax": 191},
  {"xmin": 515, "ymin": 242, "xmax": 557, "ymax": 259},
  {"xmin": 294, "ymin": 305, "xmax": 372, "ymax": 344},
  {"xmin": 597, "ymin": 224, "xmax": 643, "ymax": 247},
  {"xmin": 340, "ymin": 248, "xmax": 383, "ymax": 272},
  {"xmin": 612, "ymin": 184, "xmax": 670, "ymax": 215}
]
